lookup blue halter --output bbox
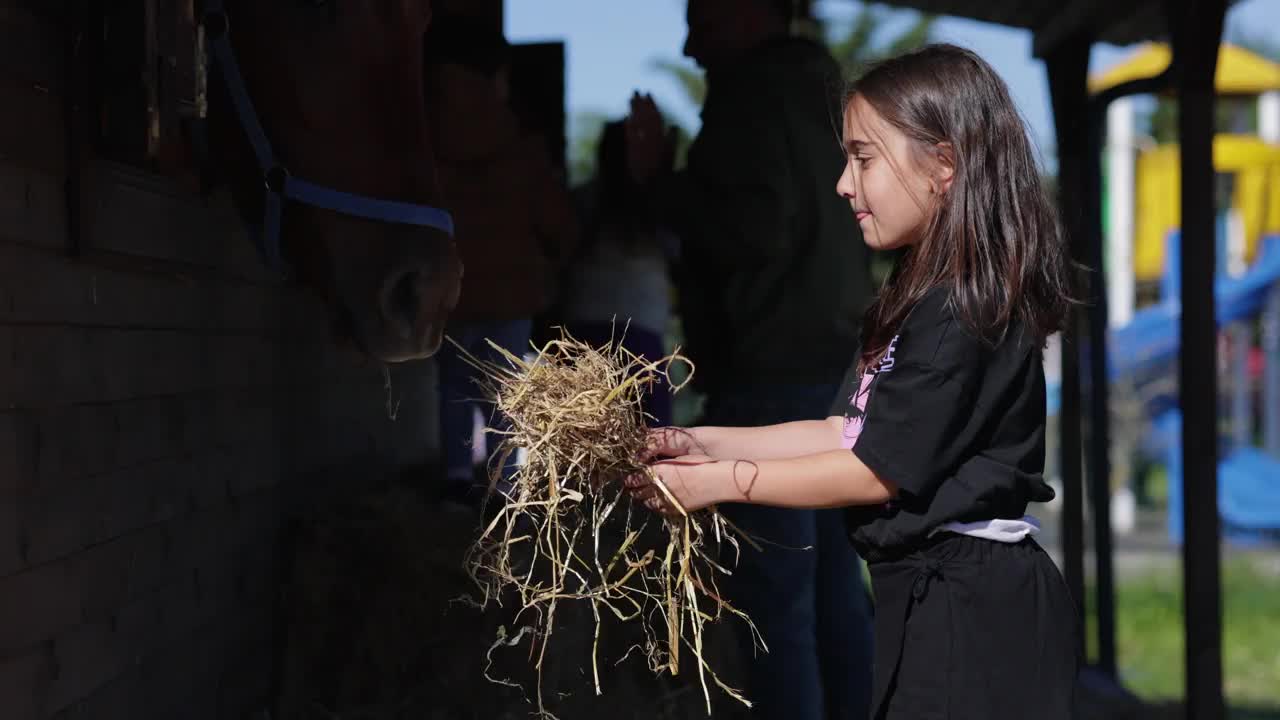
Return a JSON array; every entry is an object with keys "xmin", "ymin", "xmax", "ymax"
[{"xmin": 201, "ymin": 0, "xmax": 455, "ymax": 275}]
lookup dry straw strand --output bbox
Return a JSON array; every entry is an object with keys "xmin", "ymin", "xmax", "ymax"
[{"xmin": 456, "ymin": 328, "xmax": 763, "ymax": 717}]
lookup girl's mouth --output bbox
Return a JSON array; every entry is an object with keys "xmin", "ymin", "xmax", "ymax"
[{"xmin": 855, "ymin": 211, "xmax": 872, "ymax": 222}]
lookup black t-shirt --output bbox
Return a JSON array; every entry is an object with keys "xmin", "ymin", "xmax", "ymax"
[{"xmin": 828, "ymin": 288, "xmax": 1056, "ymax": 562}]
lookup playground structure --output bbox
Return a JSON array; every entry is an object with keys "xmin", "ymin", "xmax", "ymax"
[
  {"xmin": 1122, "ymin": 230, "xmax": 1280, "ymax": 544},
  {"xmin": 1048, "ymin": 42, "xmax": 1280, "ymax": 544}
]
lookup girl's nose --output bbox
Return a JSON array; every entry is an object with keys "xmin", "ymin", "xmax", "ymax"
[{"xmin": 836, "ymin": 162, "xmax": 856, "ymax": 200}]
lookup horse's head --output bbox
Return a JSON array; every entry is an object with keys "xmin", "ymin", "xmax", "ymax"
[{"xmin": 209, "ymin": 0, "xmax": 462, "ymax": 362}]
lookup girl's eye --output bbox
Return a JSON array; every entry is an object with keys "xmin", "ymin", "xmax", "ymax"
[{"xmin": 856, "ymin": 156, "xmax": 872, "ymax": 168}]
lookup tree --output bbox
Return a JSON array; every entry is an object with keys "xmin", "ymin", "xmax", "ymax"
[
  {"xmin": 648, "ymin": 57, "xmax": 707, "ymax": 108},
  {"xmin": 818, "ymin": 3, "xmax": 936, "ymax": 75}
]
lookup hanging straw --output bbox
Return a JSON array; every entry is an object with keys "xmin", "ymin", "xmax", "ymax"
[{"xmin": 457, "ymin": 328, "xmax": 763, "ymax": 717}]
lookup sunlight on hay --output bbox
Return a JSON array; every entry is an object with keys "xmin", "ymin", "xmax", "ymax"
[{"xmin": 456, "ymin": 329, "xmax": 763, "ymax": 718}]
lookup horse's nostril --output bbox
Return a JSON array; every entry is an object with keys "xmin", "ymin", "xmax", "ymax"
[
  {"xmin": 392, "ymin": 271, "xmax": 419, "ymax": 314},
  {"xmin": 381, "ymin": 269, "xmax": 426, "ymax": 337}
]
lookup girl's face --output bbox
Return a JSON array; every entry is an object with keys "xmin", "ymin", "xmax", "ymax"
[{"xmin": 836, "ymin": 95, "xmax": 951, "ymax": 252}]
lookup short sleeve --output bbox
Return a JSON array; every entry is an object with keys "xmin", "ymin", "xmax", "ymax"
[
  {"xmin": 849, "ymin": 293, "xmax": 984, "ymax": 498},
  {"xmin": 852, "ymin": 362, "xmax": 977, "ymax": 498}
]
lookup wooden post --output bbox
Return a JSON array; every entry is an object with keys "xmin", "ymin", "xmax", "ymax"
[
  {"xmin": 1171, "ymin": 1, "xmax": 1227, "ymax": 717},
  {"xmin": 1044, "ymin": 32, "xmax": 1092, "ymax": 645},
  {"xmin": 1083, "ymin": 83, "xmax": 1118, "ymax": 680},
  {"xmin": 1085, "ymin": 61, "xmax": 1182, "ymax": 682}
]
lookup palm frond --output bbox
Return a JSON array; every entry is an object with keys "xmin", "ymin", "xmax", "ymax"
[{"xmin": 648, "ymin": 58, "xmax": 707, "ymax": 108}]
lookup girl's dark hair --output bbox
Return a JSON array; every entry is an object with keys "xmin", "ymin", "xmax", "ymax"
[{"xmin": 847, "ymin": 44, "xmax": 1075, "ymax": 372}]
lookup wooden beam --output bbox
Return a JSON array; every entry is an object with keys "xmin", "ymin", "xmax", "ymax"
[
  {"xmin": 1170, "ymin": 0, "xmax": 1227, "ymax": 718},
  {"xmin": 1033, "ymin": 0, "xmax": 1105, "ymax": 58},
  {"xmin": 1032, "ymin": 0, "xmax": 1166, "ymax": 58},
  {"xmin": 1044, "ymin": 31, "xmax": 1092, "ymax": 649}
]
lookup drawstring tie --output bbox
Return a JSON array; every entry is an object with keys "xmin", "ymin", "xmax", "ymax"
[{"xmin": 912, "ymin": 557, "xmax": 944, "ymax": 600}]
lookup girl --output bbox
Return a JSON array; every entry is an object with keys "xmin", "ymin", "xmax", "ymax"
[{"xmin": 626, "ymin": 44, "xmax": 1080, "ymax": 719}]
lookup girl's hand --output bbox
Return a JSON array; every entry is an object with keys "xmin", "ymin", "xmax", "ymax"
[
  {"xmin": 624, "ymin": 455, "xmax": 724, "ymax": 517},
  {"xmin": 639, "ymin": 426, "xmax": 710, "ymax": 463}
]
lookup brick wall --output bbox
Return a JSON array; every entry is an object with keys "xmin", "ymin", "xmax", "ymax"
[{"xmin": 0, "ymin": 9, "xmax": 440, "ymax": 716}]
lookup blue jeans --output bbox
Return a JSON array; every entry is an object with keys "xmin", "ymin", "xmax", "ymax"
[
  {"xmin": 437, "ymin": 319, "xmax": 533, "ymax": 489},
  {"xmin": 702, "ymin": 384, "xmax": 874, "ymax": 720}
]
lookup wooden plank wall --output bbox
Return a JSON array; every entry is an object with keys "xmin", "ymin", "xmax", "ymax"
[{"xmin": 0, "ymin": 4, "xmax": 441, "ymax": 718}]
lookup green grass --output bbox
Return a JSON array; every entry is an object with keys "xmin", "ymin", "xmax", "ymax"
[{"xmin": 1085, "ymin": 556, "xmax": 1280, "ymax": 714}]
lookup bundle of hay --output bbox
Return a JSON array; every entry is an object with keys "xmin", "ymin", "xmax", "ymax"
[{"xmin": 459, "ymin": 330, "xmax": 761, "ymax": 717}]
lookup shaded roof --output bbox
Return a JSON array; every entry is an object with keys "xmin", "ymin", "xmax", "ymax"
[
  {"xmin": 1089, "ymin": 42, "xmax": 1280, "ymax": 95},
  {"xmin": 867, "ymin": 0, "xmax": 1242, "ymax": 57}
]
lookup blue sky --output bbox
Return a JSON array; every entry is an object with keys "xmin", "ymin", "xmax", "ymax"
[{"xmin": 506, "ymin": 0, "xmax": 1280, "ymax": 167}]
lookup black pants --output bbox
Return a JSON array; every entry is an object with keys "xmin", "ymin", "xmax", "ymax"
[{"xmin": 867, "ymin": 534, "xmax": 1080, "ymax": 719}]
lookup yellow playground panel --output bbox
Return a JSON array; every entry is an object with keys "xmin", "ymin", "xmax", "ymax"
[
  {"xmin": 1089, "ymin": 43, "xmax": 1280, "ymax": 97},
  {"xmin": 1134, "ymin": 136, "xmax": 1280, "ymax": 281},
  {"xmin": 1091, "ymin": 42, "xmax": 1280, "ymax": 283}
]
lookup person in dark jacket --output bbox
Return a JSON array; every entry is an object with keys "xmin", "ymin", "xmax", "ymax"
[{"xmin": 626, "ymin": 1, "xmax": 875, "ymax": 717}]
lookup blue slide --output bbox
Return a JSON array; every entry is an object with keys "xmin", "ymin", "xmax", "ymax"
[
  {"xmin": 1107, "ymin": 233, "xmax": 1280, "ymax": 383},
  {"xmin": 1048, "ymin": 233, "xmax": 1280, "ymax": 545},
  {"xmin": 1156, "ymin": 413, "xmax": 1280, "ymax": 545}
]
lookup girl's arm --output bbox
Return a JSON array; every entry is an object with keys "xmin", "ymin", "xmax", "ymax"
[
  {"xmin": 648, "ymin": 418, "xmax": 845, "ymax": 462},
  {"xmin": 628, "ymin": 450, "xmax": 897, "ymax": 513}
]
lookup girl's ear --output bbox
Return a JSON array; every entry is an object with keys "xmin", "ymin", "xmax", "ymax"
[{"xmin": 932, "ymin": 141, "xmax": 956, "ymax": 195}]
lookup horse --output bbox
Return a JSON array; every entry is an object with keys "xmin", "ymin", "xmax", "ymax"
[{"xmin": 204, "ymin": 0, "xmax": 463, "ymax": 362}]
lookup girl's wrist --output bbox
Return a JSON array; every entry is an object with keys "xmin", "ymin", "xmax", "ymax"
[
  {"xmin": 689, "ymin": 426, "xmax": 719, "ymax": 458},
  {"xmin": 708, "ymin": 459, "xmax": 747, "ymax": 505}
]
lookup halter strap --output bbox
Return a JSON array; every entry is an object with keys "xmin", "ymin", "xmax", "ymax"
[{"xmin": 201, "ymin": 0, "xmax": 454, "ymax": 274}]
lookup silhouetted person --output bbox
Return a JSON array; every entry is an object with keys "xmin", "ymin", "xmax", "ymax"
[
  {"xmin": 625, "ymin": 1, "xmax": 875, "ymax": 718},
  {"xmin": 425, "ymin": 15, "xmax": 578, "ymax": 509},
  {"xmin": 563, "ymin": 119, "xmax": 677, "ymax": 426}
]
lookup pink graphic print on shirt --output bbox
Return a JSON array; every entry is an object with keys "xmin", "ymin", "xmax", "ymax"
[
  {"xmin": 841, "ymin": 372, "xmax": 876, "ymax": 449},
  {"xmin": 840, "ymin": 334, "xmax": 900, "ymax": 450}
]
